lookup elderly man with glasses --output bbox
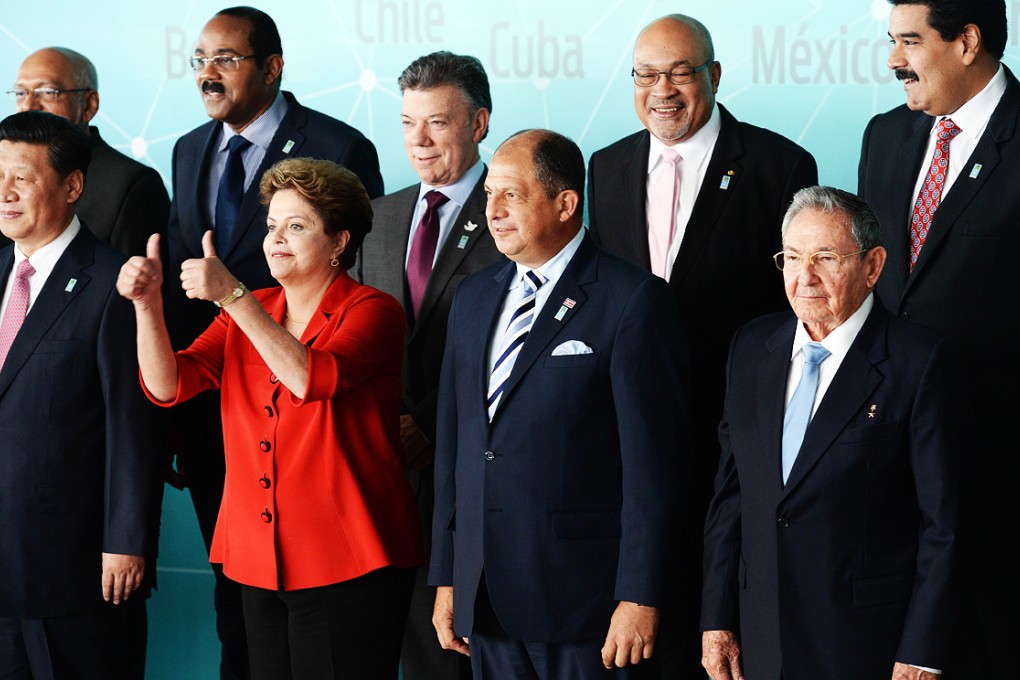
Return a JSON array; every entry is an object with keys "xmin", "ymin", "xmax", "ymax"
[
  {"xmin": 701, "ymin": 186, "xmax": 960, "ymax": 680},
  {"xmin": 6, "ymin": 47, "xmax": 170, "ymax": 256},
  {"xmin": 585, "ymin": 14, "xmax": 818, "ymax": 679},
  {"xmin": 163, "ymin": 7, "xmax": 384, "ymax": 679}
]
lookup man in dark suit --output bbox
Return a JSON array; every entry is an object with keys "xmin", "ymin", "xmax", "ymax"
[
  {"xmin": 701, "ymin": 187, "xmax": 958, "ymax": 680},
  {"xmin": 5, "ymin": 47, "xmax": 170, "ymax": 255},
  {"xmin": 858, "ymin": 1, "xmax": 1015, "ymax": 676},
  {"xmin": 587, "ymin": 15, "xmax": 817, "ymax": 677},
  {"xmin": 0, "ymin": 111, "xmax": 157, "ymax": 679},
  {"xmin": 357, "ymin": 51, "xmax": 501, "ymax": 680},
  {"xmin": 430, "ymin": 129, "xmax": 689, "ymax": 679},
  {"xmin": 165, "ymin": 7, "xmax": 384, "ymax": 678}
]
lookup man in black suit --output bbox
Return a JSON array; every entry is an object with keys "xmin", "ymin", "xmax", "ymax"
[
  {"xmin": 858, "ymin": 1, "xmax": 1015, "ymax": 676},
  {"xmin": 587, "ymin": 15, "xmax": 817, "ymax": 677},
  {"xmin": 5, "ymin": 47, "xmax": 170, "ymax": 255},
  {"xmin": 357, "ymin": 51, "xmax": 501, "ymax": 680},
  {"xmin": 165, "ymin": 7, "xmax": 384, "ymax": 678},
  {"xmin": 701, "ymin": 187, "xmax": 958, "ymax": 680},
  {"xmin": 0, "ymin": 110, "xmax": 157, "ymax": 679}
]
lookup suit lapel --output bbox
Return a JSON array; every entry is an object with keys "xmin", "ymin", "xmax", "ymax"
[
  {"xmin": 416, "ymin": 169, "xmax": 489, "ymax": 332},
  {"xmin": 0, "ymin": 230, "xmax": 94, "ymax": 399},
  {"xmin": 781, "ymin": 307, "xmax": 887, "ymax": 498},
  {"xmin": 478, "ymin": 261, "xmax": 516, "ymax": 418},
  {"xmin": 492, "ymin": 235, "xmax": 594, "ymax": 420},
  {"xmin": 906, "ymin": 69, "xmax": 1020, "ymax": 296},
  {"xmin": 669, "ymin": 105, "xmax": 744, "ymax": 287},
  {"xmin": 757, "ymin": 318, "xmax": 796, "ymax": 489},
  {"xmin": 620, "ymin": 133, "xmax": 652, "ymax": 270}
]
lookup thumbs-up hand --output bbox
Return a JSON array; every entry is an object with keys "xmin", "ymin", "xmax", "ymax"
[
  {"xmin": 180, "ymin": 230, "xmax": 240, "ymax": 304},
  {"xmin": 117, "ymin": 233, "xmax": 164, "ymax": 309}
]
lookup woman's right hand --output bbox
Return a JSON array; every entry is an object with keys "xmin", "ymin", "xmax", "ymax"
[{"xmin": 117, "ymin": 233, "xmax": 163, "ymax": 310}]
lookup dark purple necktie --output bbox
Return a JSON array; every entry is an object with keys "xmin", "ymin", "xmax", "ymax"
[{"xmin": 406, "ymin": 190, "xmax": 449, "ymax": 318}]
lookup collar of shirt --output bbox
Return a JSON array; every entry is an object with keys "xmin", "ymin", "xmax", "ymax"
[
  {"xmin": 786, "ymin": 293, "xmax": 874, "ymax": 414},
  {"xmin": 10, "ymin": 216, "xmax": 81, "ymax": 312},
  {"xmin": 405, "ymin": 159, "xmax": 486, "ymax": 269},
  {"xmin": 931, "ymin": 63, "xmax": 1006, "ymax": 144},
  {"xmin": 646, "ymin": 102, "xmax": 722, "ymax": 175},
  {"xmin": 218, "ymin": 90, "xmax": 289, "ymax": 153}
]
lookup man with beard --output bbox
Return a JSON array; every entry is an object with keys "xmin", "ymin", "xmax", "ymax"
[
  {"xmin": 165, "ymin": 7, "xmax": 384, "ymax": 678},
  {"xmin": 859, "ymin": 1, "xmax": 1016, "ymax": 676},
  {"xmin": 586, "ymin": 14, "xmax": 817, "ymax": 679}
]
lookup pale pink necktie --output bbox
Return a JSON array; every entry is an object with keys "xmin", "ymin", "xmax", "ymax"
[
  {"xmin": 648, "ymin": 148, "xmax": 680, "ymax": 279},
  {"xmin": 0, "ymin": 259, "xmax": 35, "ymax": 370}
]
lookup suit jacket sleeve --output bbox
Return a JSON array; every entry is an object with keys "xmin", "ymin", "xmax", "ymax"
[
  {"xmin": 99, "ymin": 285, "xmax": 157, "ymax": 556},
  {"xmin": 610, "ymin": 275, "xmax": 689, "ymax": 606},
  {"xmin": 857, "ymin": 114, "xmax": 879, "ymax": 200},
  {"xmin": 108, "ymin": 169, "xmax": 170, "ymax": 257},
  {"xmin": 338, "ymin": 135, "xmax": 385, "ymax": 200}
]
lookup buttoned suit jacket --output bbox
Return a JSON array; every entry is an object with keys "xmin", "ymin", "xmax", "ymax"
[
  {"xmin": 0, "ymin": 226, "xmax": 156, "ymax": 618},
  {"xmin": 587, "ymin": 104, "xmax": 818, "ymax": 518},
  {"xmin": 429, "ymin": 233, "xmax": 690, "ymax": 642},
  {"xmin": 356, "ymin": 171, "xmax": 503, "ymax": 442},
  {"xmin": 858, "ymin": 66, "xmax": 1020, "ymax": 622},
  {"xmin": 0, "ymin": 127, "xmax": 170, "ymax": 255},
  {"xmin": 701, "ymin": 304, "xmax": 959, "ymax": 679},
  {"xmin": 166, "ymin": 90, "xmax": 384, "ymax": 348}
]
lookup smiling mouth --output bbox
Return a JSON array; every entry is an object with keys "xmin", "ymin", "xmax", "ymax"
[
  {"xmin": 202, "ymin": 81, "xmax": 226, "ymax": 95},
  {"xmin": 895, "ymin": 69, "xmax": 918, "ymax": 86}
]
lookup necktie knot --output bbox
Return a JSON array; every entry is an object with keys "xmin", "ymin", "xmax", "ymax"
[
  {"xmin": 660, "ymin": 148, "xmax": 680, "ymax": 167},
  {"xmin": 424, "ymin": 189, "xmax": 450, "ymax": 211},
  {"xmin": 801, "ymin": 341, "xmax": 830, "ymax": 366},
  {"xmin": 15, "ymin": 259, "xmax": 35, "ymax": 281},
  {"xmin": 937, "ymin": 118, "xmax": 961, "ymax": 142},
  {"xmin": 523, "ymin": 269, "xmax": 546, "ymax": 295},
  {"xmin": 226, "ymin": 135, "xmax": 251, "ymax": 155}
]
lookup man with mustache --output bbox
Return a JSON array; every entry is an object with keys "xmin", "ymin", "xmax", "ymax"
[
  {"xmin": 586, "ymin": 14, "xmax": 817, "ymax": 679},
  {"xmin": 858, "ymin": 1, "xmax": 1016, "ymax": 677},
  {"xmin": 165, "ymin": 7, "xmax": 384, "ymax": 679}
]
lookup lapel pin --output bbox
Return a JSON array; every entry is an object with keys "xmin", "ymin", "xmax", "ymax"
[
  {"xmin": 969, "ymin": 163, "xmax": 982, "ymax": 179},
  {"xmin": 464, "ymin": 221, "xmax": 479, "ymax": 232},
  {"xmin": 65, "ymin": 278, "xmax": 77, "ymax": 292},
  {"xmin": 719, "ymin": 173, "xmax": 733, "ymax": 190},
  {"xmin": 563, "ymin": 298, "xmax": 576, "ymax": 309},
  {"xmin": 457, "ymin": 234, "xmax": 469, "ymax": 250},
  {"xmin": 554, "ymin": 305, "xmax": 568, "ymax": 321},
  {"xmin": 282, "ymin": 140, "xmax": 295, "ymax": 154},
  {"xmin": 868, "ymin": 404, "xmax": 877, "ymax": 418}
]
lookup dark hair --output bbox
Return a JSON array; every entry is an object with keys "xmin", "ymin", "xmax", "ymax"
[
  {"xmin": 0, "ymin": 110, "xmax": 90, "ymax": 181},
  {"xmin": 504, "ymin": 129, "xmax": 586, "ymax": 217},
  {"xmin": 889, "ymin": 0, "xmax": 1007, "ymax": 60},
  {"xmin": 259, "ymin": 157, "xmax": 372, "ymax": 270},
  {"xmin": 398, "ymin": 51, "xmax": 492, "ymax": 140},
  {"xmin": 215, "ymin": 6, "xmax": 283, "ymax": 67},
  {"xmin": 782, "ymin": 186, "xmax": 883, "ymax": 255}
]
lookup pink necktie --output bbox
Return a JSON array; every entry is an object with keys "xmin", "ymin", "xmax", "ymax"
[
  {"xmin": 406, "ymin": 190, "xmax": 450, "ymax": 318},
  {"xmin": 648, "ymin": 148, "xmax": 680, "ymax": 279},
  {"xmin": 910, "ymin": 118, "xmax": 961, "ymax": 270},
  {"xmin": 0, "ymin": 259, "xmax": 36, "ymax": 370}
]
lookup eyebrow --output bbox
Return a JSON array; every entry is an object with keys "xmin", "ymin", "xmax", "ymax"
[
  {"xmin": 193, "ymin": 48, "xmax": 244, "ymax": 56},
  {"xmin": 634, "ymin": 59, "xmax": 699, "ymax": 69},
  {"xmin": 888, "ymin": 30, "xmax": 923, "ymax": 39}
]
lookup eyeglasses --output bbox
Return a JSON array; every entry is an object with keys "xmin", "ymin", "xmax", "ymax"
[
  {"xmin": 773, "ymin": 249, "xmax": 869, "ymax": 274},
  {"xmin": 7, "ymin": 87, "xmax": 91, "ymax": 103},
  {"xmin": 189, "ymin": 54, "xmax": 265, "ymax": 71},
  {"xmin": 631, "ymin": 60, "xmax": 713, "ymax": 87}
]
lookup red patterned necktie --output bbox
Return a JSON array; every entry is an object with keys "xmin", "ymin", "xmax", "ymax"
[
  {"xmin": 406, "ymin": 190, "xmax": 450, "ymax": 318},
  {"xmin": 0, "ymin": 259, "xmax": 36, "ymax": 370},
  {"xmin": 909, "ymin": 117, "xmax": 961, "ymax": 269}
]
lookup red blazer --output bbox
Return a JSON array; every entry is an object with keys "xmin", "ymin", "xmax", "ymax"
[{"xmin": 150, "ymin": 271, "xmax": 423, "ymax": 590}]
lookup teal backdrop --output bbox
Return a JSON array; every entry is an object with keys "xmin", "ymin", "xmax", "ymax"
[{"xmin": 4, "ymin": 1, "xmax": 1020, "ymax": 677}]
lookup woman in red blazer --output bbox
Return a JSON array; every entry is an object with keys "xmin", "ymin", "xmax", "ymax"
[{"xmin": 117, "ymin": 158, "xmax": 423, "ymax": 679}]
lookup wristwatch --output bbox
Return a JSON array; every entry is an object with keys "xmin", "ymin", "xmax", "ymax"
[{"xmin": 214, "ymin": 282, "xmax": 247, "ymax": 308}]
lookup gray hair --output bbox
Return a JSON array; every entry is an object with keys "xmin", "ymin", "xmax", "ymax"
[
  {"xmin": 642, "ymin": 14, "xmax": 716, "ymax": 62},
  {"xmin": 782, "ymin": 186, "xmax": 883, "ymax": 254},
  {"xmin": 398, "ymin": 51, "xmax": 491, "ymax": 140},
  {"xmin": 45, "ymin": 47, "xmax": 98, "ymax": 90}
]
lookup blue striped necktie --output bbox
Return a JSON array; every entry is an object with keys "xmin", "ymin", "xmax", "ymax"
[{"xmin": 487, "ymin": 270, "xmax": 546, "ymax": 420}]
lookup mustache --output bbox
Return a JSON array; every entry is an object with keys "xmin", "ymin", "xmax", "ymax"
[
  {"xmin": 202, "ymin": 81, "xmax": 225, "ymax": 94},
  {"xmin": 648, "ymin": 96, "xmax": 685, "ymax": 108},
  {"xmin": 895, "ymin": 69, "xmax": 918, "ymax": 82}
]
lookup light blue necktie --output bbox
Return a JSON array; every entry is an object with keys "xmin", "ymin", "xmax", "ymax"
[
  {"xmin": 487, "ymin": 270, "xmax": 545, "ymax": 421},
  {"xmin": 782, "ymin": 342, "xmax": 831, "ymax": 484}
]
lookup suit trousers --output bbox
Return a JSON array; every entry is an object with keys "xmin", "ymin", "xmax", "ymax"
[
  {"xmin": 0, "ymin": 608, "xmax": 126, "ymax": 680},
  {"xmin": 241, "ymin": 566, "xmax": 416, "ymax": 680},
  {"xmin": 469, "ymin": 578, "xmax": 656, "ymax": 680}
]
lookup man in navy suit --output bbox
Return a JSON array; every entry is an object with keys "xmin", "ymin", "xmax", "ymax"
[
  {"xmin": 859, "ymin": 2, "xmax": 1016, "ymax": 675},
  {"xmin": 587, "ymin": 18, "xmax": 817, "ymax": 676},
  {"xmin": 0, "ymin": 111, "xmax": 156, "ymax": 679},
  {"xmin": 701, "ymin": 187, "xmax": 958, "ymax": 680},
  {"xmin": 165, "ymin": 7, "xmax": 384, "ymax": 678},
  {"xmin": 430, "ymin": 129, "xmax": 690, "ymax": 679}
]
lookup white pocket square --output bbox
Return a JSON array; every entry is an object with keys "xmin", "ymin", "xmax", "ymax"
[{"xmin": 551, "ymin": 340, "xmax": 593, "ymax": 356}]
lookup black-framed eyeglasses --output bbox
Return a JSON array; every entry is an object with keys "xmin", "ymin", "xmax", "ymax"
[
  {"xmin": 773, "ymin": 249, "xmax": 869, "ymax": 274},
  {"xmin": 7, "ymin": 87, "xmax": 92, "ymax": 103},
  {"xmin": 631, "ymin": 60, "xmax": 714, "ymax": 87},
  {"xmin": 189, "ymin": 54, "xmax": 266, "ymax": 71}
]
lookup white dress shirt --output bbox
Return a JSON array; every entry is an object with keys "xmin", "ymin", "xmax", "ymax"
[
  {"xmin": 0, "ymin": 217, "xmax": 81, "ymax": 318},
  {"xmin": 405, "ymin": 159, "xmax": 485, "ymax": 269},
  {"xmin": 646, "ymin": 103, "xmax": 722, "ymax": 281}
]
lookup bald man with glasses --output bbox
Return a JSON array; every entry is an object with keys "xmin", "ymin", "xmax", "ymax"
[{"xmin": 6, "ymin": 47, "xmax": 170, "ymax": 256}]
